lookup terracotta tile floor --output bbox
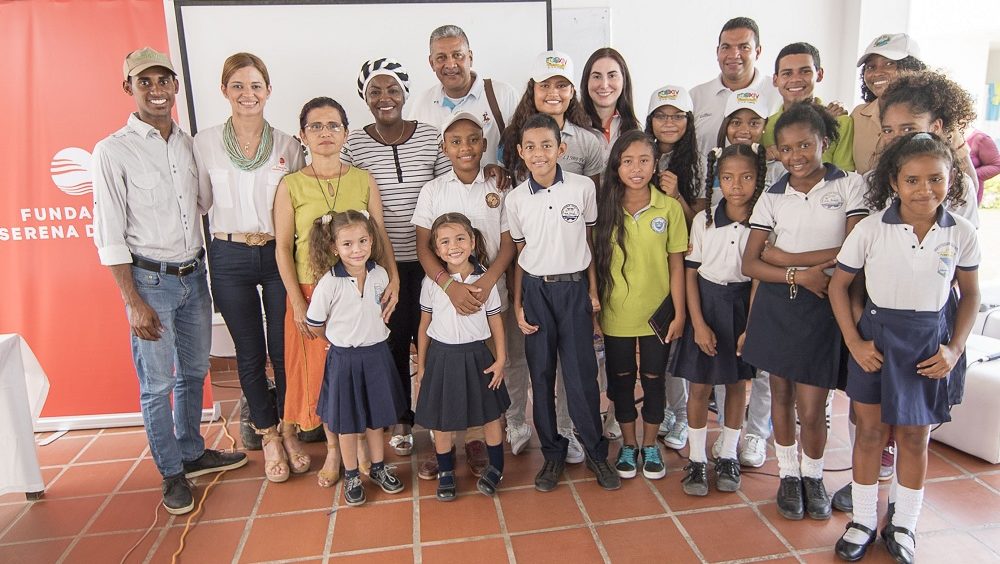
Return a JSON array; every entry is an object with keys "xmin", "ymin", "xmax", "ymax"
[{"xmin": 2, "ymin": 362, "xmax": 999, "ymax": 563}]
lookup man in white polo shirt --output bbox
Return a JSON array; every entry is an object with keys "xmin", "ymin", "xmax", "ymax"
[
  {"xmin": 92, "ymin": 47, "xmax": 247, "ymax": 516},
  {"xmin": 407, "ymin": 24, "xmax": 518, "ymax": 166},
  {"xmin": 690, "ymin": 16, "xmax": 777, "ymax": 157}
]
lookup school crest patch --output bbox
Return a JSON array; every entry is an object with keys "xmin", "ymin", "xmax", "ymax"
[
  {"xmin": 650, "ymin": 216, "xmax": 667, "ymax": 233},
  {"xmin": 485, "ymin": 192, "xmax": 501, "ymax": 208},
  {"xmin": 935, "ymin": 242, "xmax": 958, "ymax": 277},
  {"xmin": 820, "ymin": 192, "xmax": 845, "ymax": 210},
  {"xmin": 560, "ymin": 203, "xmax": 581, "ymax": 222},
  {"xmin": 374, "ymin": 283, "xmax": 386, "ymax": 304}
]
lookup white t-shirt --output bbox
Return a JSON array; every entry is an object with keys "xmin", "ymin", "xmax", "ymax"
[
  {"xmin": 420, "ymin": 267, "xmax": 502, "ymax": 344},
  {"xmin": 305, "ymin": 261, "xmax": 390, "ymax": 347}
]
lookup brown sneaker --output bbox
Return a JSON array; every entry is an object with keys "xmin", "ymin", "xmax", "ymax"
[
  {"xmin": 465, "ymin": 440, "xmax": 488, "ymax": 477},
  {"xmin": 418, "ymin": 455, "xmax": 439, "ymax": 480}
]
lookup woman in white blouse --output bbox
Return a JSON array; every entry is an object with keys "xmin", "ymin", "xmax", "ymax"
[{"xmin": 194, "ymin": 52, "xmax": 306, "ymax": 483}]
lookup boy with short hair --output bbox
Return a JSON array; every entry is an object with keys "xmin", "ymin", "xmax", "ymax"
[
  {"xmin": 762, "ymin": 42, "xmax": 855, "ymax": 171},
  {"xmin": 506, "ymin": 113, "xmax": 620, "ymax": 492}
]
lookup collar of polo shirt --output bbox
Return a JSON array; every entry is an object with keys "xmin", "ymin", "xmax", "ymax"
[
  {"xmin": 882, "ymin": 199, "xmax": 956, "ymax": 227},
  {"xmin": 470, "ymin": 256, "xmax": 487, "ymax": 275},
  {"xmin": 528, "ymin": 164, "xmax": 565, "ymax": 194},
  {"xmin": 332, "ymin": 259, "xmax": 379, "ymax": 277},
  {"xmin": 713, "ymin": 198, "xmax": 739, "ymax": 227},
  {"xmin": 768, "ymin": 163, "xmax": 847, "ymax": 194}
]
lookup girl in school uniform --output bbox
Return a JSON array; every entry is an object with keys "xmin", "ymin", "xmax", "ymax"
[
  {"xmin": 593, "ymin": 130, "xmax": 688, "ymax": 480},
  {"xmin": 716, "ymin": 88, "xmax": 788, "ymax": 191},
  {"xmin": 415, "ymin": 213, "xmax": 510, "ymax": 501},
  {"xmin": 305, "ymin": 210, "xmax": 407, "ymax": 507},
  {"xmin": 740, "ymin": 102, "xmax": 869, "ymax": 521},
  {"xmin": 675, "ymin": 142, "xmax": 767, "ymax": 496},
  {"xmin": 829, "ymin": 132, "xmax": 979, "ymax": 563}
]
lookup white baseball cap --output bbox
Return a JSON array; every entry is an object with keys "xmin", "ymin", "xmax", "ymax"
[
  {"xmin": 646, "ymin": 85, "xmax": 693, "ymax": 117},
  {"xmin": 723, "ymin": 88, "xmax": 771, "ymax": 119},
  {"xmin": 440, "ymin": 110, "xmax": 484, "ymax": 136},
  {"xmin": 531, "ymin": 50, "xmax": 575, "ymax": 87},
  {"xmin": 857, "ymin": 33, "xmax": 921, "ymax": 67}
]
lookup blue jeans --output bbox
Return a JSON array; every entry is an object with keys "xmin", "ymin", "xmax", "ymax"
[
  {"xmin": 130, "ymin": 258, "xmax": 211, "ymax": 478},
  {"xmin": 208, "ymin": 238, "xmax": 286, "ymax": 429}
]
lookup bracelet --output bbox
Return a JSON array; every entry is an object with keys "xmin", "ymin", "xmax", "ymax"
[
  {"xmin": 788, "ymin": 268, "xmax": 798, "ymax": 300},
  {"xmin": 785, "ymin": 267, "xmax": 794, "ymax": 284},
  {"xmin": 433, "ymin": 269, "xmax": 447, "ymax": 285},
  {"xmin": 442, "ymin": 278, "xmax": 454, "ymax": 292}
]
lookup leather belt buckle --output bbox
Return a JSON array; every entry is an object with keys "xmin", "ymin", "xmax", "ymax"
[
  {"xmin": 177, "ymin": 262, "xmax": 197, "ymax": 276},
  {"xmin": 245, "ymin": 232, "xmax": 269, "ymax": 246}
]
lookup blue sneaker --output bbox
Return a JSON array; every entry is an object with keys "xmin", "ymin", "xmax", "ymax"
[
  {"xmin": 615, "ymin": 445, "xmax": 639, "ymax": 478},
  {"xmin": 641, "ymin": 445, "xmax": 666, "ymax": 479}
]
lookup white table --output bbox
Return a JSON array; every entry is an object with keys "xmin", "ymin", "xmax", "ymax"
[{"xmin": 0, "ymin": 334, "xmax": 49, "ymax": 497}]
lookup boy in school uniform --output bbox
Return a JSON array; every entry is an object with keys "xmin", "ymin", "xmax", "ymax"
[
  {"xmin": 411, "ymin": 110, "xmax": 520, "ymax": 461},
  {"xmin": 506, "ymin": 113, "xmax": 620, "ymax": 492},
  {"xmin": 761, "ymin": 42, "xmax": 855, "ymax": 171}
]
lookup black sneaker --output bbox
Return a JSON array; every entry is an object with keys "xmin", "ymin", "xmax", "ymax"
[
  {"xmin": 832, "ymin": 482, "xmax": 853, "ymax": 512},
  {"xmin": 476, "ymin": 465, "xmax": 503, "ymax": 497},
  {"xmin": 586, "ymin": 455, "xmax": 622, "ymax": 491},
  {"xmin": 436, "ymin": 470, "xmax": 457, "ymax": 502},
  {"xmin": 682, "ymin": 462, "xmax": 709, "ymax": 496},
  {"xmin": 345, "ymin": 474, "xmax": 366, "ymax": 506},
  {"xmin": 183, "ymin": 449, "xmax": 248, "ymax": 479},
  {"xmin": 534, "ymin": 459, "xmax": 564, "ymax": 492},
  {"xmin": 640, "ymin": 445, "xmax": 666, "ymax": 480},
  {"xmin": 802, "ymin": 477, "xmax": 832, "ymax": 520},
  {"xmin": 162, "ymin": 473, "xmax": 194, "ymax": 515},
  {"xmin": 776, "ymin": 476, "xmax": 805, "ymax": 520},
  {"xmin": 715, "ymin": 457, "xmax": 741, "ymax": 492},
  {"xmin": 370, "ymin": 464, "xmax": 404, "ymax": 494}
]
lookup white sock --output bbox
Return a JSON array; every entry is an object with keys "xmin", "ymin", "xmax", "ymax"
[
  {"xmin": 843, "ymin": 481, "xmax": 879, "ymax": 544},
  {"xmin": 775, "ymin": 442, "xmax": 800, "ymax": 478},
  {"xmin": 721, "ymin": 426, "xmax": 741, "ymax": 460},
  {"xmin": 892, "ymin": 484, "xmax": 923, "ymax": 553},
  {"xmin": 801, "ymin": 453, "xmax": 824, "ymax": 479},
  {"xmin": 848, "ymin": 420, "xmax": 856, "ymax": 449},
  {"xmin": 688, "ymin": 426, "xmax": 708, "ymax": 463},
  {"xmin": 889, "ymin": 475, "xmax": 898, "ymax": 504}
]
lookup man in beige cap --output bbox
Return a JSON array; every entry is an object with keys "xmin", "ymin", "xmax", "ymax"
[{"xmin": 92, "ymin": 47, "xmax": 247, "ymax": 516}]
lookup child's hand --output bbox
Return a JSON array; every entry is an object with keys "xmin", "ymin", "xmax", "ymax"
[
  {"xmin": 797, "ymin": 260, "xmax": 836, "ymax": 298},
  {"xmin": 484, "ymin": 163, "xmax": 512, "ymax": 191},
  {"xmin": 515, "ymin": 304, "xmax": 539, "ymax": 335},
  {"xmin": 484, "ymin": 358, "xmax": 506, "ymax": 389},
  {"xmin": 917, "ymin": 344, "xmax": 960, "ymax": 379},
  {"xmin": 381, "ymin": 279, "xmax": 400, "ymax": 322},
  {"xmin": 760, "ymin": 241, "xmax": 791, "ymax": 267},
  {"xmin": 693, "ymin": 322, "xmax": 717, "ymax": 356},
  {"xmin": 665, "ymin": 317, "xmax": 685, "ymax": 344},
  {"xmin": 589, "ymin": 291, "xmax": 601, "ymax": 313},
  {"xmin": 847, "ymin": 339, "xmax": 883, "ymax": 373},
  {"xmin": 736, "ymin": 331, "xmax": 747, "ymax": 356},
  {"xmin": 659, "ymin": 170, "xmax": 679, "ymax": 198},
  {"xmin": 447, "ymin": 281, "xmax": 483, "ymax": 315}
]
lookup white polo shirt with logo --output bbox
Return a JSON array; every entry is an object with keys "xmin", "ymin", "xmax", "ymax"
[
  {"xmin": 420, "ymin": 265, "xmax": 503, "ymax": 344},
  {"xmin": 506, "ymin": 166, "xmax": 597, "ymax": 276},
  {"xmin": 305, "ymin": 261, "xmax": 391, "ymax": 347},
  {"xmin": 837, "ymin": 201, "xmax": 980, "ymax": 311},
  {"xmin": 685, "ymin": 199, "xmax": 753, "ymax": 285}
]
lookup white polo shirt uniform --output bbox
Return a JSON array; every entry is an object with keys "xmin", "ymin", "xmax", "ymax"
[
  {"xmin": 411, "ymin": 169, "xmax": 510, "ymax": 308},
  {"xmin": 685, "ymin": 201, "xmax": 752, "ymax": 285},
  {"xmin": 305, "ymin": 261, "xmax": 390, "ymax": 347},
  {"xmin": 420, "ymin": 266, "xmax": 503, "ymax": 344},
  {"xmin": 407, "ymin": 74, "xmax": 518, "ymax": 167},
  {"xmin": 690, "ymin": 70, "xmax": 777, "ymax": 158},
  {"xmin": 749, "ymin": 164, "xmax": 868, "ymax": 261},
  {"xmin": 560, "ymin": 121, "xmax": 606, "ymax": 177},
  {"xmin": 506, "ymin": 166, "xmax": 598, "ymax": 276}
]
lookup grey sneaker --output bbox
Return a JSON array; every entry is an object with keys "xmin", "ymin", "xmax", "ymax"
[
  {"xmin": 682, "ymin": 462, "xmax": 709, "ymax": 496},
  {"xmin": 586, "ymin": 455, "xmax": 622, "ymax": 491},
  {"xmin": 715, "ymin": 457, "xmax": 741, "ymax": 492},
  {"xmin": 658, "ymin": 409, "xmax": 677, "ymax": 437},
  {"xmin": 663, "ymin": 421, "xmax": 688, "ymax": 450},
  {"xmin": 162, "ymin": 473, "xmax": 194, "ymax": 515},
  {"xmin": 739, "ymin": 433, "xmax": 767, "ymax": 468},
  {"xmin": 370, "ymin": 464, "xmax": 404, "ymax": 494}
]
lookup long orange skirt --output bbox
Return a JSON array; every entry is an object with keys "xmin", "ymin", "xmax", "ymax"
[{"xmin": 282, "ymin": 284, "xmax": 327, "ymax": 431}]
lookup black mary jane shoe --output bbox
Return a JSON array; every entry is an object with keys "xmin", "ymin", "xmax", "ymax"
[
  {"xmin": 436, "ymin": 470, "xmax": 457, "ymax": 502},
  {"xmin": 835, "ymin": 521, "xmax": 877, "ymax": 561},
  {"xmin": 476, "ymin": 465, "xmax": 503, "ymax": 497},
  {"xmin": 882, "ymin": 523, "xmax": 916, "ymax": 564}
]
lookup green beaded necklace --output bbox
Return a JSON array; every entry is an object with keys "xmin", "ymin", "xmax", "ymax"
[{"xmin": 223, "ymin": 117, "xmax": 274, "ymax": 171}]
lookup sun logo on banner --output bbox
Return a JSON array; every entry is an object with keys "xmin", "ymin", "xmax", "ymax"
[{"xmin": 50, "ymin": 147, "xmax": 93, "ymax": 196}]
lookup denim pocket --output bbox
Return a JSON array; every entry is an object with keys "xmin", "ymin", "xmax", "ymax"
[{"xmin": 134, "ymin": 270, "xmax": 161, "ymax": 287}]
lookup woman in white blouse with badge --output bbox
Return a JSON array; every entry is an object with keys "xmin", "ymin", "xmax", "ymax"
[{"xmin": 194, "ymin": 52, "xmax": 306, "ymax": 483}]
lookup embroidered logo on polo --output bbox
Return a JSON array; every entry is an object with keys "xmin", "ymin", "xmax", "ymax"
[
  {"xmin": 560, "ymin": 203, "xmax": 581, "ymax": 222},
  {"xmin": 485, "ymin": 192, "xmax": 501, "ymax": 209},
  {"xmin": 651, "ymin": 217, "xmax": 667, "ymax": 233},
  {"xmin": 934, "ymin": 243, "xmax": 957, "ymax": 277},
  {"xmin": 820, "ymin": 192, "xmax": 845, "ymax": 210},
  {"xmin": 374, "ymin": 282, "xmax": 386, "ymax": 304},
  {"xmin": 874, "ymin": 35, "xmax": 892, "ymax": 47},
  {"xmin": 545, "ymin": 56, "xmax": 568, "ymax": 69},
  {"xmin": 272, "ymin": 156, "xmax": 288, "ymax": 174},
  {"xmin": 482, "ymin": 112, "xmax": 492, "ymax": 125}
]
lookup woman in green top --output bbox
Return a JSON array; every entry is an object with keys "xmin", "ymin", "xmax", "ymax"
[{"xmin": 274, "ymin": 97, "xmax": 397, "ymax": 488}]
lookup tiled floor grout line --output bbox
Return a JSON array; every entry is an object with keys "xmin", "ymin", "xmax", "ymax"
[
  {"xmin": 738, "ymin": 488, "xmax": 803, "ymax": 564},
  {"xmin": 638, "ymin": 471, "xmax": 709, "ymax": 563},
  {"xmin": 491, "ymin": 491, "xmax": 517, "ymax": 563},
  {"xmin": 229, "ymin": 472, "xmax": 268, "ymax": 564},
  {"xmin": 320, "ymin": 479, "xmax": 343, "ymax": 564},
  {"xmin": 564, "ymin": 479, "xmax": 612, "ymax": 563},
  {"xmin": 411, "ymin": 450, "xmax": 422, "ymax": 564}
]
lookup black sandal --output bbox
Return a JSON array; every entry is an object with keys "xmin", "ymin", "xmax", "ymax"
[
  {"xmin": 436, "ymin": 470, "xmax": 457, "ymax": 502},
  {"xmin": 882, "ymin": 523, "xmax": 916, "ymax": 564},
  {"xmin": 477, "ymin": 465, "xmax": 503, "ymax": 496},
  {"xmin": 835, "ymin": 521, "xmax": 877, "ymax": 561}
]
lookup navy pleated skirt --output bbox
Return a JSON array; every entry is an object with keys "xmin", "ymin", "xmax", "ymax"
[
  {"xmin": 415, "ymin": 339, "xmax": 511, "ymax": 432},
  {"xmin": 741, "ymin": 281, "xmax": 846, "ymax": 390},
  {"xmin": 674, "ymin": 277, "xmax": 755, "ymax": 385},
  {"xmin": 318, "ymin": 341, "xmax": 405, "ymax": 435},
  {"xmin": 846, "ymin": 302, "xmax": 952, "ymax": 426}
]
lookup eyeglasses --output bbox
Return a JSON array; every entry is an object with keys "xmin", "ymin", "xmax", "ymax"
[
  {"xmin": 651, "ymin": 113, "xmax": 688, "ymax": 123},
  {"xmin": 305, "ymin": 122, "xmax": 345, "ymax": 133}
]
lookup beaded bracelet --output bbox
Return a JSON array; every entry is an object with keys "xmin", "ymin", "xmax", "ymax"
[
  {"xmin": 433, "ymin": 269, "xmax": 447, "ymax": 285},
  {"xmin": 787, "ymin": 268, "xmax": 798, "ymax": 300}
]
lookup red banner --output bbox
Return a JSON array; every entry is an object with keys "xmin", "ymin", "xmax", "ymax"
[{"xmin": 0, "ymin": 1, "xmax": 213, "ymax": 421}]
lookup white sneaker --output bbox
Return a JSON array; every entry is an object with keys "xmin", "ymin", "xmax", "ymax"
[
  {"xmin": 658, "ymin": 409, "xmax": 677, "ymax": 437},
  {"xmin": 739, "ymin": 433, "xmax": 767, "ymax": 468},
  {"xmin": 663, "ymin": 421, "xmax": 688, "ymax": 450},
  {"xmin": 506, "ymin": 423, "xmax": 533, "ymax": 456},
  {"xmin": 562, "ymin": 429, "xmax": 586, "ymax": 464},
  {"xmin": 711, "ymin": 434, "xmax": 724, "ymax": 460},
  {"xmin": 603, "ymin": 415, "xmax": 622, "ymax": 440}
]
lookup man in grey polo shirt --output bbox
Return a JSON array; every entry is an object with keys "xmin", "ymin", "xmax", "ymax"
[{"xmin": 92, "ymin": 47, "xmax": 246, "ymax": 515}]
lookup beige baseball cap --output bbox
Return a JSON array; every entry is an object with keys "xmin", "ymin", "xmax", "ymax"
[
  {"xmin": 723, "ymin": 88, "xmax": 771, "ymax": 119},
  {"xmin": 857, "ymin": 33, "xmax": 921, "ymax": 67},
  {"xmin": 123, "ymin": 47, "xmax": 175, "ymax": 81},
  {"xmin": 531, "ymin": 50, "xmax": 575, "ymax": 87},
  {"xmin": 646, "ymin": 85, "xmax": 693, "ymax": 117},
  {"xmin": 440, "ymin": 110, "xmax": 484, "ymax": 136}
]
